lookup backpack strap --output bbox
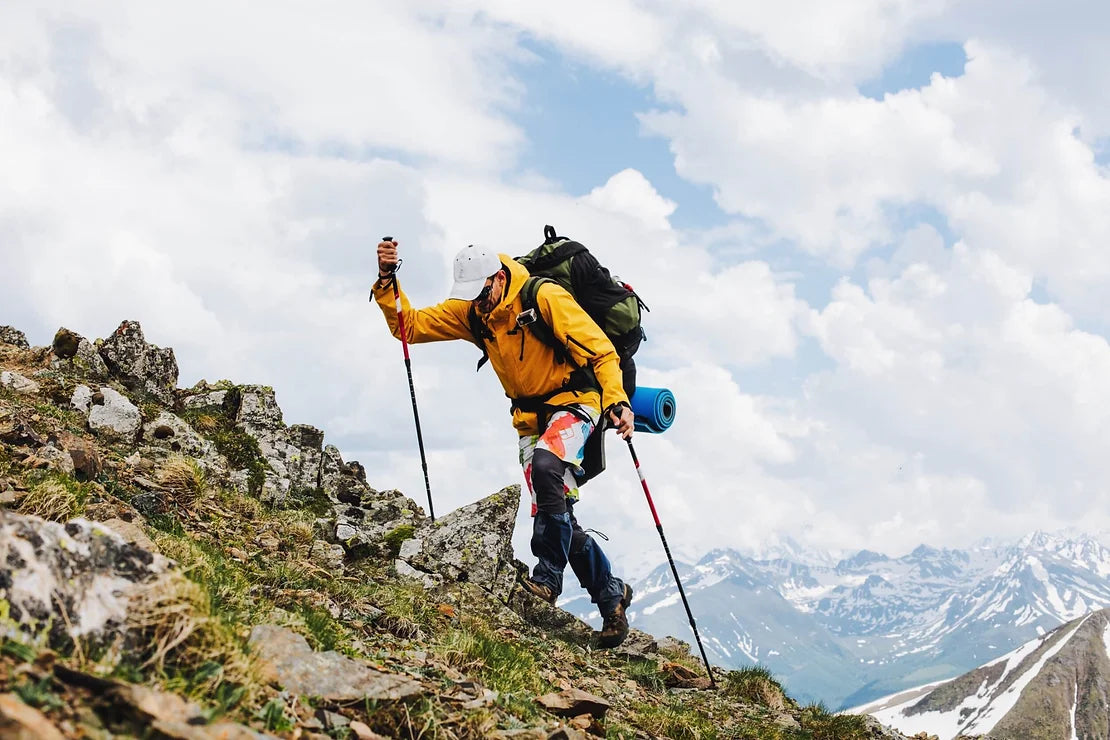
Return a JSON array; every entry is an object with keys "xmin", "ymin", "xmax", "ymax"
[
  {"xmin": 509, "ymin": 277, "xmax": 599, "ymax": 417},
  {"xmin": 467, "ymin": 303, "xmax": 492, "ymax": 371}
]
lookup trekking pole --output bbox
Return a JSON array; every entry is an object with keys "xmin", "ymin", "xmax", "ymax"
[
  {"xmin": 626, "ymin": 438, "xmax": 715, "ymax": 687},
  {"xmin": 382, "ymin": 236, "xmax": 435, "ymax": 522}
]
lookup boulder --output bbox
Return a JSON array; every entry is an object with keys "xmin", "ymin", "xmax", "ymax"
[
  {"xmin": 57, "ymin": 432, "xmax": 102, "ymax": 480},
  {"xmin": 0, "ymin": 326, "xmax": 30, "ymax": 349},
  {"xmin": 535, "ymin": 689, "xmax": 610, "ymax": 719},
  {"xmin": 234, "ymin": 386, "xmax": 323, "ymax": 503},
  {"xmin": 98, "ymin": 321, "xmax": 178, "ymax": 406},
  {"xmin": 336, "ymin": 488, "xmax": 425, "ymax": 558},
  {"xmin": 71, "ymin": 384, "xmax": 94, "ymax": 414},
  {"xmin": 0, "ymin": 370, "xmax": 40, "ymax": 395},
  {"xmin": 88, "ymin": 387, "xmax": 142, "ymax": 441},
  {"xmin": 50, "ymin": 328, "xmax": 109, "ymax": 379},
  {"xmin": 141, "ymin": 411, "xmax": 222, "ymax": 469},
  {"xmin": 0, "ymin": 511, "xmax": 172, "ymax": 650},
  {"xmin": 396, "ymin": 486, "xmax": 520, "ymax": 602},
  {"xmin": 248, "ymin": 624, "xmax": 424, "ymax": 703}
]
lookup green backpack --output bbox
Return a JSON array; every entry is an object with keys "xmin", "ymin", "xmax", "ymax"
[
  {"xmin": 517, "ymin": 225, "xmax": 647, "ymax": 359},
  {"xmin": 467, "ymin": 225, "xmax": 648, "ymax": 374}
]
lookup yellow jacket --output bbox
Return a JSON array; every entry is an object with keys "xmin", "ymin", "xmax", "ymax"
[{"xmin": 373, "ymin": 255, "xmax": 629, "ymax": 436}]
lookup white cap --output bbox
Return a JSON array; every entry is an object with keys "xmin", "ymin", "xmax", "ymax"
[{"xmin": 448, "ymin": 244, "xmax": 502, "ymax": 300}]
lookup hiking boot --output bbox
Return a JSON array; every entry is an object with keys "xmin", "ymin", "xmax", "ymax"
[
  {"xmin": 520, "ymin": 576, "xmax": 557, "ymax": 604},
  {"xmin": 598, "ymin": 584, "xmax": 633, "ymax": 648}
]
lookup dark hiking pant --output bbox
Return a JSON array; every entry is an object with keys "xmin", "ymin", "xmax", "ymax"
[{"xmin": 529, "ymin": 446, "xmax": 625, "ymax": 616}]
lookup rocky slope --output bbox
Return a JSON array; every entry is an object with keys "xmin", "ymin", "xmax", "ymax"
[
  {"xmin": 0, "ymin": 320, "xmax": 905, "ymax": 739},
  {"xmin": 855, "ymin": 608, "xmax": 1110, "ymax": 739}
]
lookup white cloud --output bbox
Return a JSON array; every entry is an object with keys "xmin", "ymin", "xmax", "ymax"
[{"xmin": 4, "ymin": 0, "xmax": 1110, "ymax": 580}]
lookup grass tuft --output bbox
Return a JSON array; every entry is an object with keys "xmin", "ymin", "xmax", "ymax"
[
  {"xmin": 799, "ymin": 701, "xmax": 870, "ymax": 739},
  {"xmin": 624, "ymin": 658, "xmax": 666, "ymax": 691},
  {"xmin": 436, "ymin": 621, "xmax": 543, "ymax": 698},
  {"xmin": 632, "ymin": 695, "xmax": 715, "ymax": 739},
  {"xmin": 158, "ymin": 454, "xmax": 207, "ymax": 506},
  {"xmin": 125, "ymin": 572, "xmax": 257, "ymax": 697},
  {"xmin": 724, "ymin": 664, "xmax": 789, "ymax": 710},
  {"xmin": 17, "ymin": 473, "xmax": 86, "ymax": 521}
]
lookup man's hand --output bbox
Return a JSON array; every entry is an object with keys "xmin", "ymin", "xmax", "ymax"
[
  {"xmin": 608, "ymin": 403, "xmax": 634, "ymax": 440},
  {"xmin": 377, "ymin": 238, "xmax": 399, "ymax": 278}
]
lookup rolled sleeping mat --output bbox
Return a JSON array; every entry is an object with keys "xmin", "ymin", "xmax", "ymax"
[{"xmin": 630, "ymin": 386, "xmax": 676, "ymax": 434}]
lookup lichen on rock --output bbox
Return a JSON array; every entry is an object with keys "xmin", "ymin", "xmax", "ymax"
[{"xmin": 98, "ymin": 321, "xmax": 179, "ymax": 406}]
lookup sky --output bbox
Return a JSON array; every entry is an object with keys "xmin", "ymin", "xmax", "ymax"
[{"xmin": 3, "ymin": 1, "xmax": 1110, "ymax": 584}]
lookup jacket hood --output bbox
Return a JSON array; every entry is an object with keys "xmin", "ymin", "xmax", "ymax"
[{"xmin": 497, "ymin": 255, "xmax": 530, "ymax": 308}]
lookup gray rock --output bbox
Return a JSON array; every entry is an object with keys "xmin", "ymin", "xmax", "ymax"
[
  {"xmin": 71, "ymin": 385, "xmax": 94, "ymax": 414},
  {"xmin": 98, "ymin": 320, "xmax": 179, "ymax": 406},
  {"xmin": 309, "ymin": 541, "xmax": 346, "ymax": 571},
  {"xmin": 394, "ymin": 558, "xmax": 442, "ymax": 590},
  {"xmin": 142, "ymin": 411, "xmax": 220, "ymax": 463},
  {"xmin": 335, "ymin": 489, "xmax": 425, "ymax": 558},
  {"xmin": 234, "ymin": 386, "xmax": 324, "ymax": 504},
  {"xmin": 0, "ymin": 511, "xmax": 172, "ymax": 649},
  {"xmin": 0, "ymin": 326, "xmax": 30, "ymax": 349},
  {"xmin": 248, "ymin": 624, "xmax": 424, "ymax": 702},
  {"xmin": 88, "ymin": 387, "xmax": 142, "ymax": 441},
  {"xmin": 398, "ymin": 486, "xmax": 521, "ymax": 602},
  {"xmin": 182, "ymin": 389, "xmax": 228, "ymax": 410},
  {"xmin": 34, "ymin": 444, "xmax": 76, "ymax": 476},
  {"xmin": 51, "ymin": 329, "xmax": 109, "ymax": 379},
  {"xmin": 0, "ymin": 370, "xmax": 40, "ymax": 395}
]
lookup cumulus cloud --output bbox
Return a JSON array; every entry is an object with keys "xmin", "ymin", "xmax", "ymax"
[{"xmin": 3, "ymin": 0, "xmax": 1110, "ymax": 580}]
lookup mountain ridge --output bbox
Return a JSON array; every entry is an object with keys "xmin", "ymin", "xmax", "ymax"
[{"xmin": 569, "ymin": 529, "xmax": 1110, "ymax": 708}]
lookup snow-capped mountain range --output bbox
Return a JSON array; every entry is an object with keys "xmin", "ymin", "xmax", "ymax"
[
  {"xmin": 855, "ymin": 608, "xmax": 1110, "ymax": 738},
  {"xmin": 564, "ymin": 530, "xmax": 1110, "ymax": 708}
]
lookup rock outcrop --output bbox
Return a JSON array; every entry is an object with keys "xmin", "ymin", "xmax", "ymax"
[
  {"xmin": 249, "ymin": 625, "xmax": 424, "ymax": 703},
  {"xmin": 0, "ymin": 511, "xmax": 172, "ymax": 649},
  {"xmin": 98, "ymin": 321, "xmax": 178, "ymax": 405},
  {"xmin": 396, "ymin": 485, "xmax": 524, "ymax": 602},
  {"xmin": 0, "ymin": 327, "xmax": 29, "ymax": 350}
]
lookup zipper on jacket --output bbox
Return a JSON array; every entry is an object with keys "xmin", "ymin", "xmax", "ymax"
[{"xmin": 566, "ymin": 335, "xmax": 596, "ymax": 356}]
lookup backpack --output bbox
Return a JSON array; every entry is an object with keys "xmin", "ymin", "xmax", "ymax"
[
  {"xmin": 517, "ymin": 225, "xmax": 647, "ymax": 360},
  {"xmin": 467, "ymin": 225, "xmax": 648, "ymax": 374}
]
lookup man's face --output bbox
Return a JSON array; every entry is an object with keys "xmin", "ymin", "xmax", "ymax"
[{"xmin": 475, "ymin": 271, "xmax": 503, "ymax": 313}]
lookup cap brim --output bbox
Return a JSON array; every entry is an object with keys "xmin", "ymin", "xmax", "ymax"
[{"xmin": 448, "ymin": 276, "xmax": 487, "ymax": 301}]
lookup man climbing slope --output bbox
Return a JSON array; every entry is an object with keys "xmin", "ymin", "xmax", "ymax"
[{"xmin": 372, "ymin": 238, "xmax": 635, "ymax": 648}]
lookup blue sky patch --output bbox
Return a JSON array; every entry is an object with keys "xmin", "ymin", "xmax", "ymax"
[
  {"xmin": 858, "ymin": 42, "xmax": 967, "ymax": 100},
  {"xmin": 512, "ymin": 41, "xmax": 727, "ymax": 230}
]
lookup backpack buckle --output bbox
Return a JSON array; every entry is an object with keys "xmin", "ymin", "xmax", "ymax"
[{"xmin": 516, "ymin": 308, "xmax": 538, "ymax": 327}]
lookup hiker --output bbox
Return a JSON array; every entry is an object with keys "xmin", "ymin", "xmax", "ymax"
[{"xmin": 373, "ymin": 238, "xmax": 635, "ymax": 648}]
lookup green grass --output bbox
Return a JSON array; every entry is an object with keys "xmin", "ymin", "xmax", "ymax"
[
  {"xmin": 255, "ymin": 698, "xmax": 295, "ymax": 733},
  {"xmin": 152, "ymin": 532, "xmax": 260, "ymax": 625},
  {"xmin": 625, "ymin": 658, "xmax": 666, "ymax": 691},
  {"xmin": 724, "ymin": 665, "xmax": 790, "ymax": 710},
  {"xmin": 384, "ymin": 524, "xmax": 415, "ymax": 558},
  {"xmin": 298, "ymin": 603, "xmax": 345, "ymax": 652},
  {"xmin": 798, "ymin": 702, "xmax": 870, "ymax": 739},
  {"xmin": 180, "ymin": 394, "xmax": 269, "ymax": 496},
  {"xmin": 435, "ymin": 621, "xmax": 545, "ymax": 721},
  {"xmin": 1, "ymin": 638, "xmax": 37, "ymax": 663},
  {"xmin": 632, "ymin": 695, "xmax": 716, "ymax": 739},
  {"xmin": 14, "ymin": 675, "xmax": 64, "ymax": 711},
  {"xmin": 16, "ymin": 470, "xmax": 91, "ymax": 521}
]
